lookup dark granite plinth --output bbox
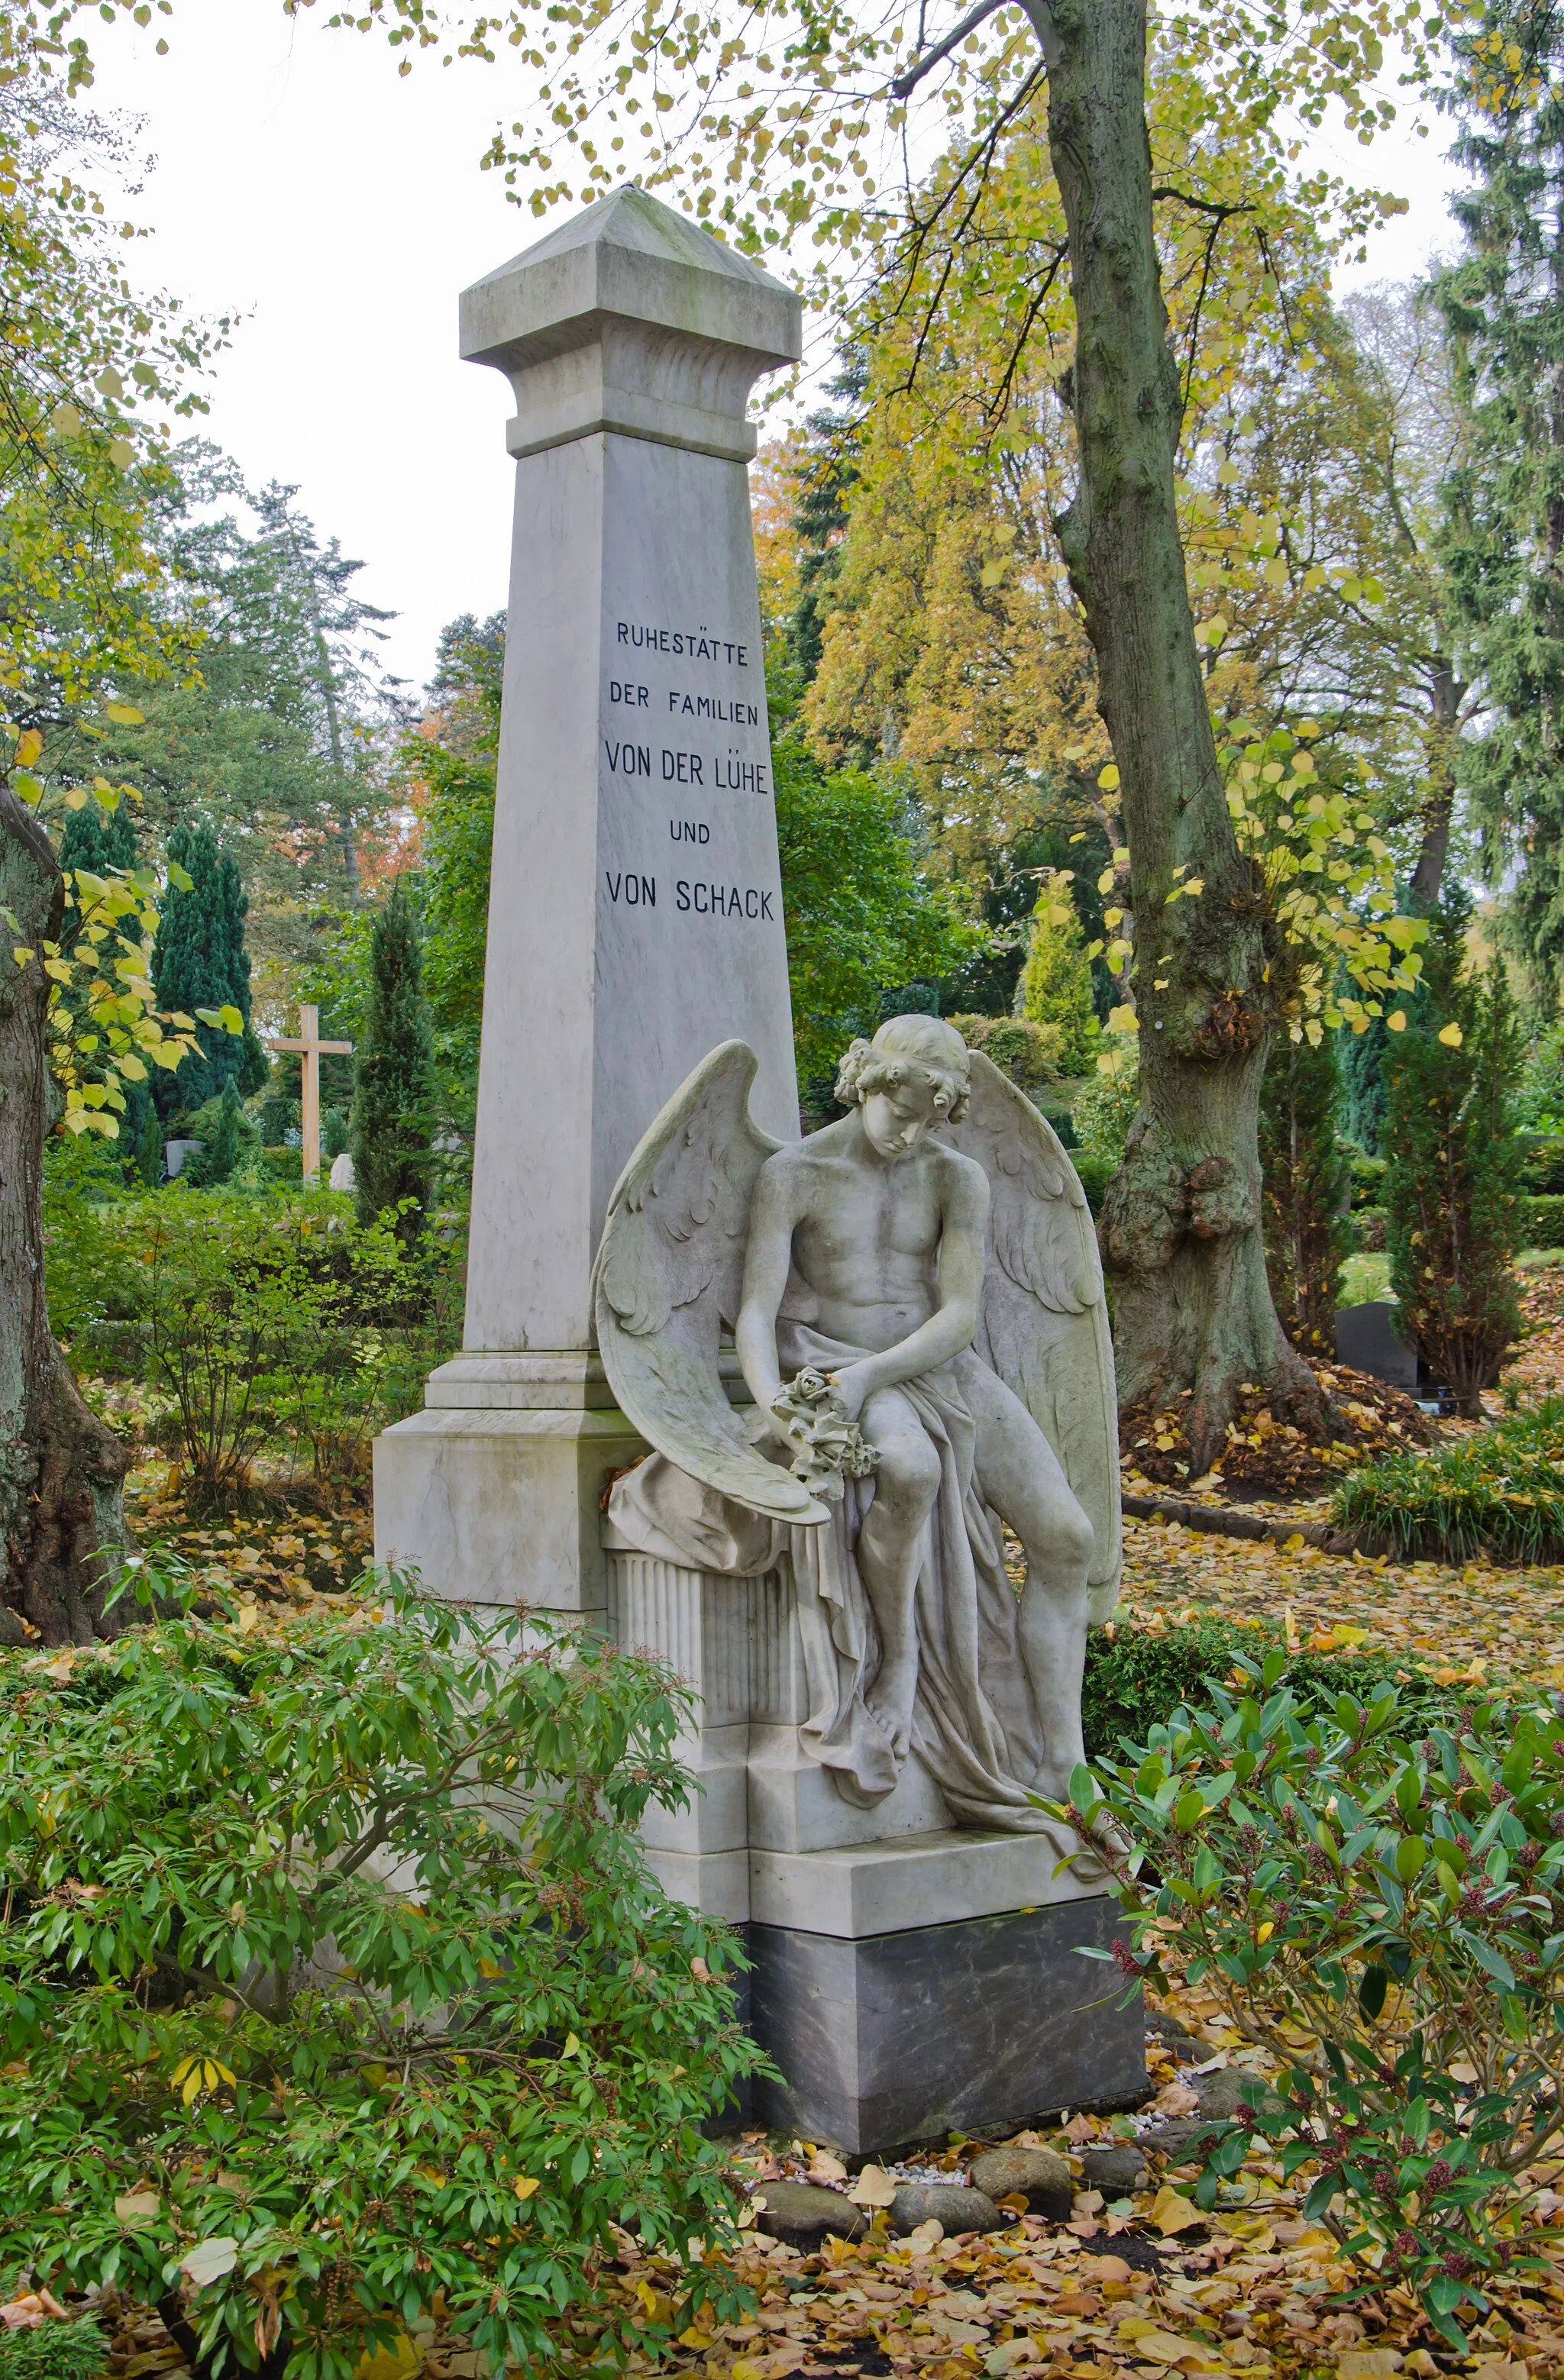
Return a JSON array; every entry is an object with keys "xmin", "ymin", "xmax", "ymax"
[{"xmin": 746, "ymin": 1896, "xmax": 1146, "ymax": 2155}]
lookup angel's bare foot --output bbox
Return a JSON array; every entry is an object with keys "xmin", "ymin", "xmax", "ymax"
[{"xmin": 867, "ymin": 1657, "xmax": 916, "ymax": 1760}]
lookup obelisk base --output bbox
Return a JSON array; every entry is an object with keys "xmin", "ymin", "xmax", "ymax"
[
  {"xmin": 744, "ymin": 1897, "xmax": 1146, "ymax": 2156},
  {"xmin": 373, "ymin": 1355, "xmax": 645, "ymax": 1622}
]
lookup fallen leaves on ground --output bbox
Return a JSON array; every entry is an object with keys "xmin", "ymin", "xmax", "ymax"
[
  {"xmin": 1120, "ymin": 1365, "xmax": 1430, "ymax": 1500},
  {"xmin": 122, "ymin": 1460, "xmax": 373, "ymax": 1603}
]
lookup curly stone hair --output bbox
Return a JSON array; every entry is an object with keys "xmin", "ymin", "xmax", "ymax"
[{"xmin": 833, "ymin": 1014, "xmax": 971, "ymax": 1122}]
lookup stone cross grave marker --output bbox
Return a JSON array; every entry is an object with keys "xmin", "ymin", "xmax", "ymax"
[
  {"xmin": 266, "ymin": 1003, "xmax": 353, "ymax": 1184},
  {"xmin": 373, "ymin": 187, "xmax": 803, "ymax": 1619}
]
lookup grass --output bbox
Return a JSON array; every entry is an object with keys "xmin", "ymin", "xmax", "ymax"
[{"xmin": 1332, "ymin": 1392, "xmax": 1564, "ymax": 1565}]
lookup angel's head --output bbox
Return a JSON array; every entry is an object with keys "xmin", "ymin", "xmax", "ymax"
[{"xmin": 835, "ymin": 1016, "xmax": 971, "ymax": 1155}]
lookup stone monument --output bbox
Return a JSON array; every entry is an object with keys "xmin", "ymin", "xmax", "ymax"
[
  {"xmin": 375, "ymin": 187, "xmax": 800, "ymax": 1626},
  {"xmin": 375, "ymin": 187, "xmax": 1144, "ymax": 2153}
]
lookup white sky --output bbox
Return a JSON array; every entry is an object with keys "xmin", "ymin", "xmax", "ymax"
[{"xmin": 88, "ymin": 0, "xmax": 1469, "ymax": 695}]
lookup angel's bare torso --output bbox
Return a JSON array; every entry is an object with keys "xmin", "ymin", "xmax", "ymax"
[
  {"xmin": 762, "ymin": 1116, "xmax": 987, "ymax": 1354},
  {"xmin": 735, "ymin": 1079, "xmax": 1093, "ymax": 1782}
]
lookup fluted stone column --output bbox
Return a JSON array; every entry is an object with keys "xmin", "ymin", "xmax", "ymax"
[{"xmin": 373, "ymin": 189, "xmax": 802, "ymax": 1617}]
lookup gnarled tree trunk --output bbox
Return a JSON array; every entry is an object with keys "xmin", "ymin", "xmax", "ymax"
[
  {"xmin": 0, "ymin": 787, "xmax": 134, "ymax": 1643},
  {"xmin": 1037, "ymin": 0, "xmax": 1326, "ymax": 1468}
]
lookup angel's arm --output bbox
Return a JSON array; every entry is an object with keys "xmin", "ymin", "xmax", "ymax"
[
  {"xmin": 736, "ymin": 1159, "xmax": 798, "ymax": 1414},
  {"xmin": 832, "ymin": 1153, "xmax": 989, "ymax": 1413}
]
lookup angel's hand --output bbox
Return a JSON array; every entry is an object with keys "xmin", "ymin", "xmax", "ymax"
[{"xmin": 826, "ymin": 1364, "xmax": 871, "ymax": 1422}]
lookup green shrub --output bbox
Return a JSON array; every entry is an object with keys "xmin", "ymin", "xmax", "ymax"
[
  {"xmin": 1349, "ymin": 1203, "xmax": 1388, "ymax": 1252},
  {"xmin": 1082, "ymin": 1614, "xmax": 1444, "ymax": 1759},
  {"xmin": 1384, "ymin": 901, "xmax": 1524, "ymax": 1416},
  {"xmin": 1016, "ymin": 874, "xmax": 1101, "ymax": 1077},
  {"xmin": 1073, "ymin": 1151, "xmax": 1115, "ymax": 1216},
  {"xmin": 948, "ymin": 1013, "xmax": 1061, "ymax": 1096},
  {"xmin": 1063, "ymin": 1662, "xmax": 1564, "ymax": 2348},
  {"xmin": 0, "ymin": 2323, "xmax": 108, "ymax": 2380},
  {"xmin": 1332, "ymin": 1394, "xmax": 1564, "ymax": 1563},
  {"xmin": 1524, "ymin": 1192, "xmax": 1564, "ymax": 1248},
  {"xmin": 261, "ymin": 1146, "xmax": 304, "ymax": 1185},
  {"xmin": 0, "ymin": 1580, "xmax": 762, "ymax": 2379},
  {"xmin": 43, "ymin": 1189, "xmax": 462, "ymax": 1503},
  {"xmin": 1347, "ymin": 1148, "xmax": 1388, "ymax": 1209},
  {"xmin": 1259, "ymin": 1032, "xmax": 1351, "ymax": 1355}
]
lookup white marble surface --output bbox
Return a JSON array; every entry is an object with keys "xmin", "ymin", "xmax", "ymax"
[
  {"xmin": 749, "ymin": 1826, "xmax": 1100, "ymax": 1940},
  {"xmin": 460, "ymin": 190, "xmax": 801, "ymax": 1355},
  {"xmin": 373, "ymin": 1406, "xmax": 643, "ymax": 1613}
]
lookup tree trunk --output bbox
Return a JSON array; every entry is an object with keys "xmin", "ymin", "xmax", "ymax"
[
  {"xmin": 1037, "ymin": 0, "xmax": 1323, "ymax": 1468},
  {"xmin": 0, "ymin": 788, "xmax": 134, "ymax": 1643},
  {"xmin": 1408, "ymin": 657, "xmax": 1462, "ymax": 905}
]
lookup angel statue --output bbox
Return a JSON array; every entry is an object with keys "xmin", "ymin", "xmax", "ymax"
[{"xmin": 593, "ymin": 1015, "xmax": 1120, "ymax": 1840}]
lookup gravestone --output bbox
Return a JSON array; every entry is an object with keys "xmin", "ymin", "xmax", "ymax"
[
  {"xmin": 374, "ymin": 188, "xmax": 800, "ymax": 1624},
  {"xmin": 373, "ymin": 186, "xmax": 1144, "ymax": 2153},
  {"xmin": 1335, "ymin": 1300, "xmax": 1419, "ymax": 1393}
]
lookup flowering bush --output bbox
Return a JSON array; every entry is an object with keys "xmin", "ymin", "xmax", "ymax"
[
  {"xmin": 1055, "ymin": 1653, "xmax": 1564, "ymax": 2347},
  {"xmin": 0, "ymin": 1578, "xmax": 762, "ymax": 2377}
]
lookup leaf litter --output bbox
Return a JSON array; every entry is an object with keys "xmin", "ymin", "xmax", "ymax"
[{"xmin": 50, "ymin": 1283, "xmax": 1564, "ymax": 2376}]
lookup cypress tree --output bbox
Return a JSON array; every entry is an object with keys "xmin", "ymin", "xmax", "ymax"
[
  {"xmin": 59, "ymin": 798, "xmax": 138, "ymax": 885},
  {"xmin": 1017, "ymin": 874, "xmax": 1102, "ymax": 1076},
  {"xmin": 1433, "ymin": 12, "xmax": 1564, "ymax": 1002},
  {"xmin": 135, "ymin": 1103, "xmax": 164, "ymax": 1190},
  {"xmin": 352, "ymin": 878, "xmax": 436, "ymax": 1239},
  {"xmin": 1384, "ymin": 896, "xmax": 1524, "ymax": 1416},
  {"xmin": 150, "ymin": 825, "xmax": 268, "ymax": 1119},
  {"xmin": 1258, "ymin": 1032, "xmax": 1352, "ymax": 1355},
  {"xmin": 185, "ymin": 1082, "xmax": 244, "ymax": 1189}
]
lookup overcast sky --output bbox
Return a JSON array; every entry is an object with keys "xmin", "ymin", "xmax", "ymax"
[{"xmin": 89, "ymin": 0, "xmax": 1469, "ymax": 696}]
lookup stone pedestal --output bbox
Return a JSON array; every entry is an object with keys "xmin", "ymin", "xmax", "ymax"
[
  {"xmin": 373, "ymin": 189, "xmax": 802, "ymax": 1610},
  {"xmin": 603, "ymin": 1525, "xmax": 1146, "ymax": 2152}
]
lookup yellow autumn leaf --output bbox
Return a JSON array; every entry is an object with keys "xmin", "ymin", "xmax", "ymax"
[
  {"xmin": 15, "ymin": 728, "xmax": 42, "ymax": 767},
  {"xmin": 106, "ymin": 702, "xmax": 145, "ymax": 725},
  {"xmin": 513, "ymin": 2175, "xmax": 541, "ymax": 2201},
  {"xmin": 1386, "ymin": 1009, "xmax": 1407, "ymax": 1032},
  {"xmin": 1437, "ymin": 1022, "xmax": 1463, "ymax": 1047},
  {"xmin": 1151, "ymin": 2184, "xmax": 1204, "ymax": 2235}
]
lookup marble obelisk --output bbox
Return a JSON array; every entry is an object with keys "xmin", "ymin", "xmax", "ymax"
[{"xmin": 373, "ymin": 189, "xmax": 802, "ymax": 1618}]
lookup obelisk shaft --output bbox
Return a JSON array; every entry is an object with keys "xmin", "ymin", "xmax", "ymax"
[{"xmin": 373, "ymin": 188, "xmax": 802, "ymax": 1613}]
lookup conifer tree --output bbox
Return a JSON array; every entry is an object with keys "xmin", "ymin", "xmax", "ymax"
[
  {"xmin": 352, "ymin": 878, "xmax": 436, "ymax": 1242},
  {"xmin": 1258, "ymin": 1034, "xmax": 1352, "ymax": 1355},
  {"xmin": 1433, "ymin": 8, "xmax": 1564, "ymax": 1003},
  {"xmin": 150, "ymin": 825, "xmax": 268, "ymax": 1119},
  {"xmin": 185, "ymin": 1082, "xmax": 243, "ymax": 1189},
  {"xmin": 1384, "ymin": 896, "xmax": 1524, "ymax": 1415},
  {"xmin": 1017, "ymin": 874, "xmax": 1101, "ymax": 1077},
  {"xmin": 135, "ymin": 1103, "xmax": 164, "ymax": 1190}
]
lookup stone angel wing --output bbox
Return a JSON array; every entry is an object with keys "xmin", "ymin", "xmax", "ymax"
[
  {"xmin": 944, "ymin": 1051, "xmax": 1123, "ymax": 1619},
  {"xmin": 592, "ymin": 1041, "xmax": 829, "ymax": 1526}
]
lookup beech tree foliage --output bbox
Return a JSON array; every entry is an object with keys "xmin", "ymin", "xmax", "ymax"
[{"xmin": 312, "ymin": 0, "xmax": 1448, "ymax": 1463}]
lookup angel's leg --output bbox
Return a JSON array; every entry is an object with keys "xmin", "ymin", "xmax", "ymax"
[
  {"xmin": 855, "ymin": 1387, "xmax": 941, "ymax": 1760},
  {"xmin": 967, "ymin": 1363, "xmax": 1094, "ymax": 1796}
]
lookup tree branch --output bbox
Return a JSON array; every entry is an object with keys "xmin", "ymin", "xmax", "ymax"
[{"xmin": 890, "ymin": 0, "xmax": 1010, "ymax": 98}]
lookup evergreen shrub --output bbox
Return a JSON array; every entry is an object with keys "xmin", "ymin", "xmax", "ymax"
[
  {"xmin": 1066, "ymin": 1665, "xmax": 1564, "ymax": 2346},
  {"xmin": 1073, "ymin": 1152, "xmax": 1115, "ymax": 1217},
  {"xmin": 1384, "ymin": 900, "xmax": 1523, "ymax": 1414},
  {"xmin": 1081, "ymin": 1613, "xmax": 1443, "ymax": 1760},
  {"xmin": 948, "ymin": 1012, "xmax": 1061, "ymax": 1096},
  {"xmin": 352, "ymin": 880, "xmax": 436, "ymax": 1243},
  {"xmin": 1351, "ymin": 1205, "xmax": 1388, "ymax": 1251},
  {"xmin": 1524, "ymin": 1193, "xmax": 1564, "ymax": 1248},
  {"xmin": 1016, "ymin": 874, "xmax": 1101, "ymax": 1075},
  {"xmin": 0, "ymin": 1583, "xmax": 762, "ymax": 2379},
  {"xmin": 1258, "ymin": 1032, "xmax": 1351, "ymax": 1352}
]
